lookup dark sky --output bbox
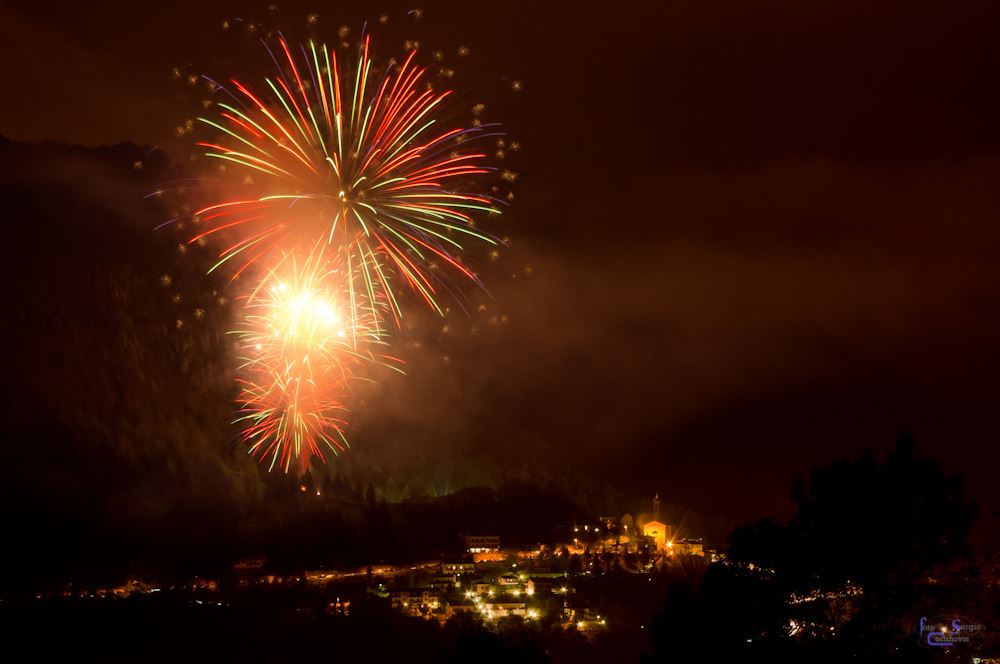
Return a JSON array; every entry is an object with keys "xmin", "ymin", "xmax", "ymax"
[{"xmin": 2, "ymin": 0, "xmax": 999, "ymax": 541}]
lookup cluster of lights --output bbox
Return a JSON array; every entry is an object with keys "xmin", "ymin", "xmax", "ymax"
[{"xmin": 461, "ymin": 581, "xmax": 540, "ymax": 622}]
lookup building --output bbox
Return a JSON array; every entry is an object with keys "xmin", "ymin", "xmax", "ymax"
[
  {"xmin": 497, "ymin": 573, "xmax": 520, "ymax": 586},
  {"xmin": 305, "ymin": 570, "xmax": 338, "ymax": 585},
  {"xmin": 390, "ymin": 588, "xmax": 442, "ymax": 612},
  {"xmin": 471, "ymin": 550, "xmax": 506, "ymax": 563},
  {"xmin": 704, "ymin": 544, "xmax": 725, "ymax": 563},
  {"xmin": 447, "ymin": 600, "xmax": 478, "ymax": 615},
  {"xmin": 480, "ymin": 600, "xmax": 527, "ymax": 618},
  {"xmin": 673, "ymin": 538, "xmax": 704, "ymax": 556},
  {"xmin": 233, "ymin": 557, "xmax": 266, "ymax": 572},
  {"xmin": 441, "ymin": 560, "xmax": 476, "ymax": 575},
  {"xmin": 326, "ymin": 598, "xmax": 351, "ymax": 615},
  {"xmin": 465, "ymin": 535, "xmax": 500, "ymax": 553},
  {"xmin": 641, "ymin": 520, "xmax": 669, "ymax": 550},
  {"xmin": 642, "ymin": 495, "xmax": 673, "ymax": 552},
  {"xmin": 428, "ymin": 574, "xmax": 459, "ymax": 591}
]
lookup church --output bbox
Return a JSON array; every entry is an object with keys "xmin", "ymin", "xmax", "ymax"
[{"xmin": 641, "ymin": 494, "xmax": 673, "ymax": 552}]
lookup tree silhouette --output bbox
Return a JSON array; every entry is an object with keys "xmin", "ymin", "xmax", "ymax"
[{"xmin": 649, "ymin": 434, "xmax": 975, "ymax": 661}]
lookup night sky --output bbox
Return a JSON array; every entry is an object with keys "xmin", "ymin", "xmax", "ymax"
[{"xmin": 2, "ymin": 0, "xmax": 999, "ymax": 545}]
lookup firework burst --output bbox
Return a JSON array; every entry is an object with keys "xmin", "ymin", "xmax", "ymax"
[{"xmin": 193, "ymin": 33, "xmax": 502, "ymax": 318}]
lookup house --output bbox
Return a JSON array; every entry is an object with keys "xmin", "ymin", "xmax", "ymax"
[
  {"xmin": 465, "ymin": 535, "xmax": 500, "ymax": 553},
  {"xmin": 441, "ymin": 560, "xmax": 476, "ymax": 575}
]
